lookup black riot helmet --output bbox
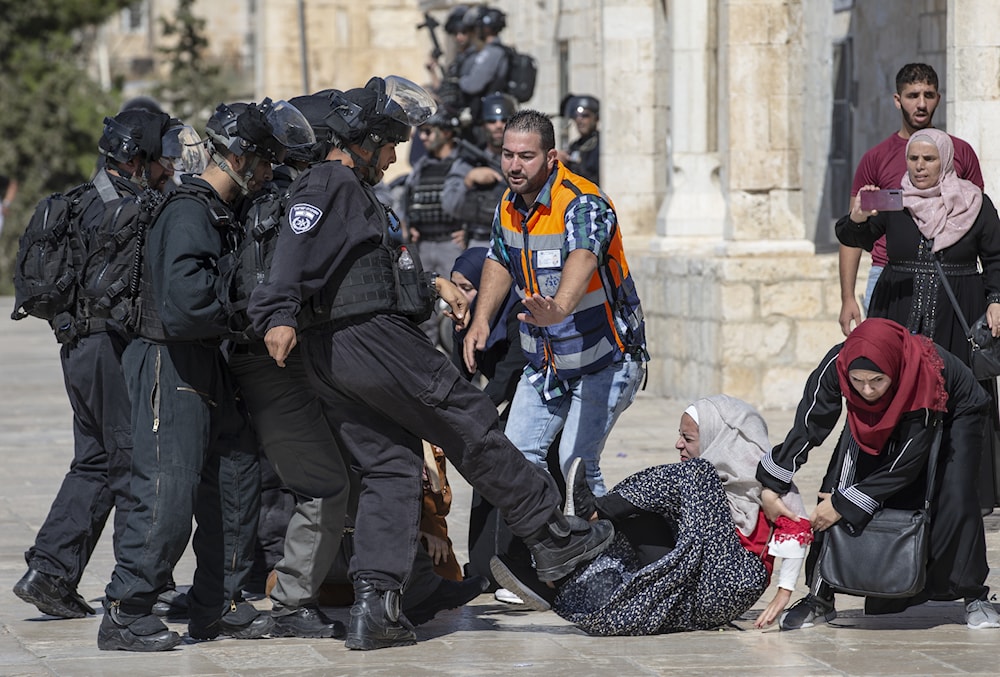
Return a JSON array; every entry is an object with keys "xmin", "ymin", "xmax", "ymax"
[
  {"xmin": 205, "ymin": 99, "xmax": 316, "ymax": 194},
  {"xmin": 479, "ymin": 7, "xmax": 506, "ymax": 33},
  {"xmin": 205, "ymin": 99, "xmax": 315, "ymax": 165},
  {"xmin": 99, "ymin": 109, "xmax": 171, "ymax": 164},
  {"xmin": 444, "ymin": 5, "xmax": 469, "ymax": 34},
  {"xmin": 563, "ymin": 94, "xmax": 600, "ymax": 119},
  {"xmin": 287, "ymin": 91, "xmax": 342, "ymax": 165},
  {"xmin": 325, "ymin": 76, "xmax": 437, "ymax": 183},
  {"xmin": 479, "ymin": 92, "xmax": 518, "ymax": 123},
  {"xmin": 421, "ymin": 111, "xmax": 460, "ymax": 134}
]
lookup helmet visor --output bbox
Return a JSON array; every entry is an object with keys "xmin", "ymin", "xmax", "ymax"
[
  {"xmin": 383, "ymin": 76, "xmax": 437, "ymax": 127},
  {"xmin": 160, "ymin": 125, "xmax": 208, "ymax": 175},
  {"xmin": 266, "ymin": 100, "xmax": 317, "ymax": 152}
]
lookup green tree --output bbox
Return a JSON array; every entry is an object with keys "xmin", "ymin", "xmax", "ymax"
[
  {"xmin": 154, "ymin": 0, "xmax": 236, "ymax": 131},
  {"xmin": 0, "ymin": 0, "xmax": 132, "ymax": 292}
]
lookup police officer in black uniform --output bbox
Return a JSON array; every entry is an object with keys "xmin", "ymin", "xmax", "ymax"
[
  {"xmin": 559, "ymin": 94, "xmax": 601, "ymax": 184},
  {"xmin": 455, "ymin": 6, "xmax": 509, "ymax": 127},
  {"xmin": 428, "ymin": 5, "xmax": 474, "ymax": 113},
  {"xmin": 98, "ymin": 100, "xmax": 315, "ymax": 652},
  {"xmin": 227, "ymin": 92, "xmax": 355, "ymax": 639},
  {"xmin": 442, "ymin": 92, "xmax": 517, "ymax": 248},
  {"xmin": 405, "ymin": 110, "xmax": 466, "ymax": 344},
  {"xmin": 248, "ymin": 75, "xmax": 614, "ymax": 651},
  {"xmin": 13, "ymin": 110, "xmax": 177, "ymax": 620}
]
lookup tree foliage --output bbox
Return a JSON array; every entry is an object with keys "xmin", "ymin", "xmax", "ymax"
[
  {"xmin": 0, "ymin": 0, "xmax": 132, "ymax": 292},
  {"xmin": 154, "ymin": 0, "xmax": 236, "ymax": 131}
]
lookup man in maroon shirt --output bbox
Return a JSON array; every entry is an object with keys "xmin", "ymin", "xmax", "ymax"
[{"xmin": 839, "ymin": 63, "xmax": 983, "ymax": 335}]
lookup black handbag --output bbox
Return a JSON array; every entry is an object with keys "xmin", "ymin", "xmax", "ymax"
[
  {"xmin": 934, "ymin": 259, "xmax": 1000, "ymax": 380},
  {"xmin": 817, "ymin": 422, "xmax": 941, "ymax": 598}
]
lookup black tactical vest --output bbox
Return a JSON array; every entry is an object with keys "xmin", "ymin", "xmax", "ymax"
[{"xmin": 406, "ymin": 157, "xmax": 456, "ymax": 241}]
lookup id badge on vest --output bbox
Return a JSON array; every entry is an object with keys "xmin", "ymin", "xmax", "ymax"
[{"xmin": 534, "ymin": 249, "xmax": 562, "ymax": 297}]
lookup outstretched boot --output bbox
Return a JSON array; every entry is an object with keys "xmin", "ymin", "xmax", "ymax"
[
  {"xmin": 345, "ymin": 580, "xmax": 417, "ymax": 650},
  {"xmin": 524, "ymin": 510, "xmax": 614, "ymax": 582}
]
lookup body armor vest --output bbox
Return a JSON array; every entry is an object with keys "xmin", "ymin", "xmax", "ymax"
[
  {"xmin": 407, "ymin": 157, "xmax": 456, "ymax": 240},
  {"xmin": 306, "ymin": 184, "xmax": 433, "ymax": 328}
]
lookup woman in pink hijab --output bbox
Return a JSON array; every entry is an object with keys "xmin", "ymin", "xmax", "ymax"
[{"xmin": 836, "ymin": 127, "xmax": 1000, "ymax": 364}]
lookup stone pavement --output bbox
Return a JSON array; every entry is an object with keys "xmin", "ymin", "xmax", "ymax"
[{"xmin": 1, "ymin": 300, "xmax": 998, "ymax": 676}]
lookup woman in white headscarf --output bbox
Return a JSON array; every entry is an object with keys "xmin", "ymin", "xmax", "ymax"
[{"xmin": 492, "ymin": 395, "xmax": 811, "ymax": 635}]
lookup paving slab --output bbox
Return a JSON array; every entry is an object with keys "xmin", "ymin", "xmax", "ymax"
[{"xmin": 1, "ymin": 298, "xmax": 998, "ymax": 676}]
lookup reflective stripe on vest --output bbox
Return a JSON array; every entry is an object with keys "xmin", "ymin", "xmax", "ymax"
[{"xmin": 497, "ymin": 163, "xmax": 644, "ymax": 380}]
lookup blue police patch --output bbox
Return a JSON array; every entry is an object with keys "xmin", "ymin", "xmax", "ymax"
[{"xmin": 288, "ymin": 203, "xmax": 323, "ymax": 234}]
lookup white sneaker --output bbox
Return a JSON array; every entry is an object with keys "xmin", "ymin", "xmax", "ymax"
[
  {"xmin": 494, "ymin": 588, "xmax": 524, "ymax": 605},
  {"xmin": 965, "ymin": 598, "xmax": 1000, "ymax": 629}
]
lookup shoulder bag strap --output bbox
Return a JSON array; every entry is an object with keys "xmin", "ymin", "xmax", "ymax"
[{"xmin": 934, "ymin": 257, "xmax": 974, "ymax": 339}]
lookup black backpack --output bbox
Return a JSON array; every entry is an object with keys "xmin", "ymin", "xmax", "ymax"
[
  {"xmin": 77, "ymin": 188, "xmax": 165, "ymax": 330},
  {"xmin": 10, "ymin": 184, "xmax": 95, "ymax": 322},
  {"xmin": 504, "ymin": 46, "xmax": 537, "ymax": 103}
]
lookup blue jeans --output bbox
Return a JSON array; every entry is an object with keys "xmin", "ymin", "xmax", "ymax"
[
  {"xmin": 863, "ymin": 265, "xmax": 883, "ymax": 315},
  {"xmin": 505, "ymin": 358, "xmax": 646, "ymax": 496}
]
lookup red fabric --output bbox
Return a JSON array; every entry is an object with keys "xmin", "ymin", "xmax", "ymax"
[
  {"xmin": 771, "ymin": 516, "xmax": 813, "ymax": 546},
  {"xmin": 737, "ymin": 512, "xmax": 775, "ymax": 579},
  {"xmin": 835, "ymin": 319, "xmax": 947, "ymax": 456}
]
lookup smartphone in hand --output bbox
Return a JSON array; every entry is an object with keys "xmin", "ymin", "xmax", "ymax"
[{"xmin": 859, "ymin": 189, "xmax": 904, "ymax": 212}]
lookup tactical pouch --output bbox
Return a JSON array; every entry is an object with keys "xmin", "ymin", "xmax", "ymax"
[{"xmin": 391, "ymin": 244, "xmax": 434, "ymax": 324}]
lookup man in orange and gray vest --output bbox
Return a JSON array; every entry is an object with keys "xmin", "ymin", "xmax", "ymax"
[{"xmin": 464, "ymin": 109, "xmax": 647, "ymax": 498}]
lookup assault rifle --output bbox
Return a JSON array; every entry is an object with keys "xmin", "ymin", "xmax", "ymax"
[
  {"xmin": 417, "ymin": 12, "xmax": 443, "ymax": 63},
  {"xmin": 455, "ymin": 138, "xmax": 502, "ymax": 175}
]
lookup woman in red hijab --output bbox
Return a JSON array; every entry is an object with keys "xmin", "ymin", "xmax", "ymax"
[{"xmin": 757, "ymin": 319, "xmax": 998, "ymax": 630}]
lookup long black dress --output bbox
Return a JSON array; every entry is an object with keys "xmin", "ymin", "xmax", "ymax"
[{"xmin": 835, "ymin": 194, "xmax": 1000, "ymax": 364}]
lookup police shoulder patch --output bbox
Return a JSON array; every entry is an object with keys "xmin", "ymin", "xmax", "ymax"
[{"xmin": 288, "ymin": 203, "xmax": 323, "ymax": 234}]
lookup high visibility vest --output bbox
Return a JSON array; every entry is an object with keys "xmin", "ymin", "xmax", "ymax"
[{"xmin": 495, "ymin": 163, "xmax": 645, "ymax": 380}]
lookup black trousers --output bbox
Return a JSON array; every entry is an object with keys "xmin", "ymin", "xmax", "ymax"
[
  {"xmin": 300, "ymin": 313, "xmax": 561, "ymax": 590},
  {"xmin": 27, "ymin": 330, "xmax": 134, "ymax": 585},
  {"xmin": 229, "ymin": 347, "xmax": 355, "ymax": 608},
  {"xmin": 106, "ymin": 340, "xmax": 260, "ymax": 618}
]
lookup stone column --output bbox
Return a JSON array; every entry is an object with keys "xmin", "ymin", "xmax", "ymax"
[
  {"xmin": 655, "ymin": 0, "xmax": 726, "ymax": 241},
  {"xmin": 639, "ymin": 0, "xmax": 844, "ymax": 408},
  {"xmin": 947, "ymin": 0, "xmax": 1000, "ymax": 199}
]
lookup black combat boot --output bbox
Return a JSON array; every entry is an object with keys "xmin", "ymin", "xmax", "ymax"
[
  {"xmin": 97, "ymin": 600, "xmax": 182, "ymax": 652},
  {"xmin": 188, "ymin": 600, "xmax": 274, "ymax": 640},
  {"xmin": 344, "ymin": 579, "xmax": 417, "ymax": 650},
  {"xmin": 13, "ymin": 568, "xmax": 95, "ymax": 619},
  {"xmin": 523, "ymin": 510, "xmax": 614, "ymax": 582}
]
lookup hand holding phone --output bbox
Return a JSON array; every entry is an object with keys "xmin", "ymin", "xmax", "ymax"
[{"xmin": 859, "ymin": 189, "xmax": 903, "ymax": 212}]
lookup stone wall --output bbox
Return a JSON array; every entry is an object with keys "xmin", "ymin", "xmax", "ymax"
[
  {"xmin": 633, "ymin": 247, "xmax": 847, "ymax": 409},
  {"xmin": 947, "ymin": 0, "xmax": 1000, "ymax": 199}
]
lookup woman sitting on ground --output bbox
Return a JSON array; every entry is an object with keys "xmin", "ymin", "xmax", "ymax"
[
  {"xmin": 759, "ymin": 318, "xmax": 999, "ymax": 630},
  {"xmin": 493, "ymin": 394, "xmax": 812, "ymax": 635}
]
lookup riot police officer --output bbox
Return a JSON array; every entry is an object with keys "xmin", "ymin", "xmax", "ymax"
[
  {"xmin": 559, "ymin": 94, "xmax": 601, "ymax": 184},
  {"xmin": 248, "ymin": 75, "xmax": 614, "ymax": 651},
  {"xmin": 405, "ymin": 111, "xmax": 466, "ymax": 344},
  {"xmin": 227, "ymin": 92, "xmax": 355, "ymax": 639},
  {"xmin": 442, "ymin": 92, "xmax": 517, "ymax": 248},
  {"xmin": 455, "ymin": 6, "xmax": 510, "ymax": 125},
  {"xmin": 13, "ymin": 110, "xmax": 179, "ymax": 620},
  {"xmin": 98, "ymin": 100, "xmax": 315, "ymax": 652}
]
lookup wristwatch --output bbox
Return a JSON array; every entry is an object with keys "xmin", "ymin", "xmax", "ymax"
[{"xmin": 427, "ymin": 271, "xmax": 441, "ymax": 299}]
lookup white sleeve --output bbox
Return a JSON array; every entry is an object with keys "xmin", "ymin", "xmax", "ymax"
[{"xmin": 775, "ymin": 555, "xmax": 805, "ymax": 591}]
